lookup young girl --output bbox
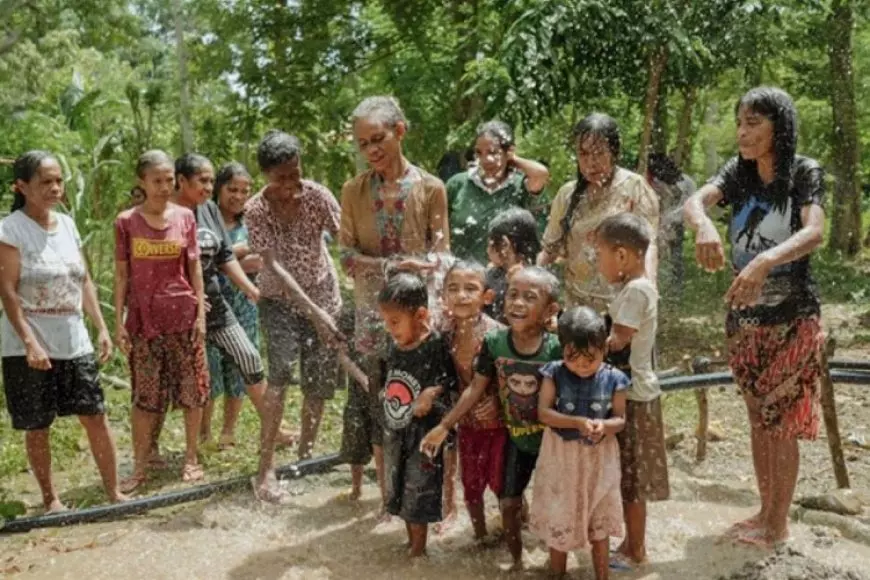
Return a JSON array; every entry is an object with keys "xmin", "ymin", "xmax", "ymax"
[
  {"xmin": 530, "ymin": 306, "xmax": 627, "ymax": 579},
  {"xmin": 114, "ymin": 150, "xmax": 209, "ymax": 490},
  {"xmin": 484, "ymin": 206, "xmax": 541, "ymax": 324}
]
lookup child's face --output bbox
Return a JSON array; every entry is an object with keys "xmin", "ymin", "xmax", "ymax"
[
  {"xmin": 443, "ymin": 270, "xmax": 490, "ymax": 320},
  {"xmin": 504, "ymin": 273, "xmax": 557, "ymax": 334},
  {"xmin": 380, "ymin": 304, "xmax": 427, "ymax": 347},
  {"xmin": 595, "ymin": 240, "xmax": 629, "ymax": 284},
  {"xmin": 486, "ymin": 235, "xmax": 519, "ymax": 269},
  {"xmin": 563, "ymin": 345, "xmax": 604, "ymax": 377}
]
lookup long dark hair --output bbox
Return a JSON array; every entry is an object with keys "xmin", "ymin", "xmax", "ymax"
[
  {"xmin": 213, "ymin": 162, "xmax": 252, "ymax": 220},
  {"xmin": 558, "ymin": 113, "xmax": 621, "ymax": 245},
  {"xmin": 734, "ymin": 87, "xmax": 798, "ymax": 212},
  {"xmin": 10, "ymin": 151, "xmax": 57, "ymax": 212}
]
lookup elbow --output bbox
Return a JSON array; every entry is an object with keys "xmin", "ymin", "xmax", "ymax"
[{"xmin": 808, "ymin": 227, "xmax": 824, "ymax": 250}]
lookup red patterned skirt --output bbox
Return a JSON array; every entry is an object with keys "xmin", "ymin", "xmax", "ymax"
[{"xmin": 727, "ymin": 316, "xmax": 823, "ymax": 440}]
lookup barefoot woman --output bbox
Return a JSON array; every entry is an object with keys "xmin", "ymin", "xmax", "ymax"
[{"xmin": 684, "ymin": 87, "xmax": 825, "ymax": 547}]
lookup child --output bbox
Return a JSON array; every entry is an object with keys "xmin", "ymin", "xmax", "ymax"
[
  {"xmin": 485, "ymin": 207, "xmax": 541, "ymax": 324},
  {"xmin": 530, "ymin": 307, "xmax": 627, "ymax": 579},
  {"xmin": 595, "ymin": 213, "xmax": 670, "ymax": 570},
  {"xmin": 421, "ymin": 266, "xmax": 562, "ymax": 570},
  {"xmin": 378, "ymin": 272, "xmax": 458, "ymax": 558},
  {"xmin": 439, "ymin": 260, "xmax": 505, "ymax": 541}
]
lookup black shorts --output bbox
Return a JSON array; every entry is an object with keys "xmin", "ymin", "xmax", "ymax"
[
  {"xmin": 500, "ymin": 437, "xmax": 539, "ymax": 499},
  {"xmin": 2, "ymin": 353, "xmax": 105, "ymax": 431},
  {"xmin": 340, "ymin": 354, "xmax": 385, "ymax": 465},
  {"xmin": 384, "ymin": 422, "xmax": 443, "ymax": 524}
]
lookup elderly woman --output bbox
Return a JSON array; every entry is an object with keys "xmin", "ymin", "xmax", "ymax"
[
  {"xmin": 338, "ymin": 96, "xmax": 450, "ymax": 517},
  {"xmin": 448, "ymin": 120, "xmax": 549, "ymax": 264},
  {"xmin": 1, "ymin": 151, "xmax": 125, "ymax": 511},
  {"xmin": 685, "ymin": 87, "xmax": 825, "ymax": 548}
]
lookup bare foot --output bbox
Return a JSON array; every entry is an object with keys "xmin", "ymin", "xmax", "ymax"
[
  {"xmin": 348, "ymin": 487, "xmax": 361, "ymax": 501},
  {"xmin": 44, "ymin": 499, "xmax": 68, "ymax": 514},
  {"xmin": 275, "ymin": 430, "xmax": 298, "ymax": 449},
  {"xmin": 120, "ymin": 473, "xmax": 147, "ymax": 494},
  {"xmin": 434, "ymin": 509, "xmax": 457, "ymax": 535},
  {"xmin": 734, "ymin": 526, "xmax": 774, "ymax": 550},
  {"xmin": 375, "ymin": 504, "xmax": 392, "ymax": 524},
  {"xmin": 251, "ymin": 476, "xmax": 289, "ymax": 504},
  {"xmin": 218, "ymin": 433, "xmax": 236, "ymax": 451},
  {"xmin": 108, "ymin": 491, "xmax": 130, "ymax": 504},
  {"xmin": 724, "ymin": 512, "xmax": 765, "ymax": 537}
]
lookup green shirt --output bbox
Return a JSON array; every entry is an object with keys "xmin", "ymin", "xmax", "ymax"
[
  {"xmin": 473, "ymin": 329, "xmax": 562, "ymax": 454},
  {"xmin": 446, "ymin": 169, "xmax": 533, "ymax": 264}
]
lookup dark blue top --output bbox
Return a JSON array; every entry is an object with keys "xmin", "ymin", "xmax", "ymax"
[{"xmin": 540, "ymin": 361, "xmax": 629, "ymax": 444}]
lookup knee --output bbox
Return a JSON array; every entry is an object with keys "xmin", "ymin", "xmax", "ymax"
[{"xmin": 78, "ymin": 413, "xmax": 109, "ymax": 431}]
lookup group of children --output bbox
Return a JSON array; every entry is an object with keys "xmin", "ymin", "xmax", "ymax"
[{"xmin": 366, "ymin": 206, "xmax": 669, "ymax": 578}]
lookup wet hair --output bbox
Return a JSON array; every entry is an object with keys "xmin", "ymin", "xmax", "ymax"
[
  {"xmin": 131, "ymin": 149, "xmax": 174, "ymax": 201},
  {"xmin": 352, "ymin": 96, "xmax": 409, "ymax": 130},
  {"xmin": 734, "ymin": 87, "xmax": 798, "ymax": 212},
  {"xmin": 558, "ymin": 113, "xmax": 622, "ymax": 246},
  {"xmin": 213, "ymin": 162, "xmax": 252, "ymax": 218},
  {"xmin": 557, "ymin": 306, "xmax": 608, "ymax": 355},
  {"xmin": 647, "ymin": 152, "xmax": 682, "ymax": 186},
  {"xmin": 510, "ymin": 265, "xmax": 561, "ymax": 303},
  {"xmin": 175, "ymin": 152, "xmax": 213, "ymax": 190},
  {"xmin": 378, "ymin": 271, "xmax": 428, "ymax": 312},
  {"xmin": 475, "ymin": 120, "xmax": 514, "ymax": 151},
  {"xmin": 437, "ymin": 150, "xmax": 464, "ymax": 184},
  {"xmin": 488, "ymin": 207, "xmax": 541, "ymax": 264},
  {"xmin": 257, "ymin": 130, "xmax": 303, "ymax": 172},
  {"xmin": 10, "ymin": 150, "xmax": 58, "ymax": 212},
  {"xmin": 444, "ymin": 259, "xmax": 488, "ymax": 287},
  {"xmin": 595, "ymin": 212, "xmax": 652, "ymax": 255}
]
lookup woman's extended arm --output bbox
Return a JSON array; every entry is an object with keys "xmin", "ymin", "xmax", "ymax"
[{"xmin": 0, "ymin": 243, "xmax": 50, "ymax": 369}]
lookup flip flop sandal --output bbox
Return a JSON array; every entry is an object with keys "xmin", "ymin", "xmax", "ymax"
[
  {"xmin": 217, "ymin": 435, "xmax": 236, "ymax": 451},
  {"xmin": 609, "ymin": 554, "xmax": 635, "ymax": 572},
  {"xmin": 120, "ymin": 474, "xmax": 147, "ymax": 494},
  {"xmin": 181, "ymin": 463, "xmax": 204, "ymax": 483}
]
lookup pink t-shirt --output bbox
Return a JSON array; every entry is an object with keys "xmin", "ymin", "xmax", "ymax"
[
  {"xmin": 114, "ymin": 205, "xmax": 200, "ymax": 339},
  {"xmin": 245, "ymin": 180, "xmax": 342, "ymax": 316}
]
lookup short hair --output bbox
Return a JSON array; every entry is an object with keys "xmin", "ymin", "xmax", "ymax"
[
  {"xmin": 351, "ymin": 96, "xmax": 409, "ymax": 129},
  {"xmin": 557, "ymin": 306, "xmax": 608, "ymax": 354},
  {"xmin": 595, "ymin": 213, "xmax": 652, "ymax": 255},
  {"xmin": 510, "ymin": 266, "xmax": 560, "ymax": 302},
  {"xmin": 444, "ymin": 259, "xmax": 488, "ymax": 286},
  {"xmin": 175, "ymin": 153, "xmax": 212, "ymax": 181},
  {"xmin": 257, "ymin": 130, "xmax": 303, "ymax": 172},
  {"xmin": 475, "ymin": 120, "xmax": 514, "ymax": 150},
  {"xmin": 378, "ymin": 271, "xmax": 428, "ymax": 312},
  {"xmin": 488, "ymin": 207, "xmax": 541, "ymax": 264}
]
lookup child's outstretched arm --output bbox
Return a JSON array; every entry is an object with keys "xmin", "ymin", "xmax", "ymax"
[
  {"xmin": 538, "ymin": 376, "xmax": 592, "ymax": 434},
  {"xmin": 420, "ymin": 373, "xmax": 490, "ymax": 455},
  {"xmin": 607, "ymin": 323, "xmax": 637, "ymax": 354}
]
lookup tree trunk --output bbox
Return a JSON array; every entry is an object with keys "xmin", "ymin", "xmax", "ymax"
[
  {"xmin": 172, "ymin": 0, "xmax": 194, "ymax": 153},
  {"xmin": 652, "ymin": 88, "xmax": 669, "ymax": 155},
  {"xmin": 637, "ymin": 45, "xmax": 669, "ymax": 176},
  {"xmin": 826, "ymin": 0, "xmax": 861, "ymax": 253},
  {"xmin": 673, "ymin": 86, "xmax": 697, "ymax": 171}
]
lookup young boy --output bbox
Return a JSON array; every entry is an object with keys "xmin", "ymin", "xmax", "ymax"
[
  {"xmin": 595, "ymin": 213, "xmax": 670, "ymax": 570},
  {"xmin": 378, "ymin": 271, "xmax": 458, "ymax": 558},
  {"xmin": 439, "ymin": 260, "xmax": 506, "ymax": 541},
  {"xmin": 421, "ymin": 266, "xmax": 562, "ymax": 570}
]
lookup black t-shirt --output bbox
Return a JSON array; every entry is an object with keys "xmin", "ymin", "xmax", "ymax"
[
  {"xmin": 195, "ymin": 200, "xmax": 237, "ymax": 330},
  {"xmin": 709, "ymin": 155, "xmax": 825, "ymax": 327},
  {"xmin": 484, "ymin": 266, "xmax": 508, "ymax": 324},
  {"xmin": 383, "ymin": 332, "xmax": 458, "ymax": 431}
]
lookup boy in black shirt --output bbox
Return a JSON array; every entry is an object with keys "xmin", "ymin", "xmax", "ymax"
[{"xmin": 378, "ymin": 272, "xmax": 458, "ymax": 558}]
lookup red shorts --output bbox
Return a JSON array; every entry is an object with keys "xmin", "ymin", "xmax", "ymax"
[{"xmin": 458, "ymin": 427, "xmax": 507, "ymax": 506}]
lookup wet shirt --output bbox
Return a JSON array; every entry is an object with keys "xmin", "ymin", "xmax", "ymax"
[
  {"xmin": 447, "ymin": 168, "xmax": 534, "ymax": 264},
  {"xmin": 115, "ymin": 205, "xmax": 200, "ymax": 339},
  {"xmin": 0, "ymin": 211, "xmax": 93, "ymax": 359},
  {"xmin": 195, "ymin": 200, "xmax": 236, "ymax": 331},
  {"xmin": 541, "ymin": 168, "xmax": 659, "ymax": 311},
  {"xmin": 540, "ymin": 362, "xmax": 629, "ymax": 444},
  {"xmin": 709, "ymin": 156, "xmax": 825, "ymax": 326},
  {"xmin": 245, "ymin": 180, "xmax": 342, "ymax": 316},
  {"xmin": 383, "ymin": 332, "xmax": 458, "ymax": 432},
  {"xmin": 610, "ymin": 277, "xmax": 659, "ymax": 402},
  {"xmin": 474, "ymin": 329, "xmax": 562, "ymax": 454}
]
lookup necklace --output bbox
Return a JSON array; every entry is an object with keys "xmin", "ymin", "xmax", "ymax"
[{"xmin": 371, "ymin": 166, "xmax": 415, "ymax": 256}]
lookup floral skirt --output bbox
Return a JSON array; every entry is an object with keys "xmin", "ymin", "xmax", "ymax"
[
  {"xmin": 727, "ymin": 316, "xmax": 823, "ymax": 440},
  {"xmin": 530, "ymin": 429, "xmax": 623, "ymax": 552}
]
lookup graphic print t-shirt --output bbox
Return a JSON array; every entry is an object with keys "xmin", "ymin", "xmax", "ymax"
[
  {"xmin": 383, "ymin": 333, "xmax": 458, "ymax": 432},
  {"xmin": 474, "ymin": 329, "xmax": 562, "ymax": 454},
  {"xmin": 195, "ymin": 200, "xmax": 236, "ymax": 330},
  {"xmin": 115, "ymin": 205, "xmax": 200, "ymax": 339},
  {"xmin": 709, "ymin": 156, "xmax": 825, "ymax": 326}
]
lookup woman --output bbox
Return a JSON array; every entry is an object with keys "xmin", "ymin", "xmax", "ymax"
[
  {"xmin": 0, "ymin": 151, "xmax": 125, "ymax": 511},
  {"xmin": 539, "ymin": 113, "xmax": 660, "ymax": 312},
  {"xmin": 200, "ymin": 162, "xmax": 265, "ymax": 449},
  {"xmin": 448, "ymin": 120, "xmax": 549, "ymax": 264},
  {"xmin": 684, "ymin": 87, "xmax": 825, "ymax": 547},
  {"xmin": 114, "ymin": 150, "xmax": 208, "ymax": 490},
  {"xmin": 338, "ymin": 95, "xmax": 450, "ymax": 516}
]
